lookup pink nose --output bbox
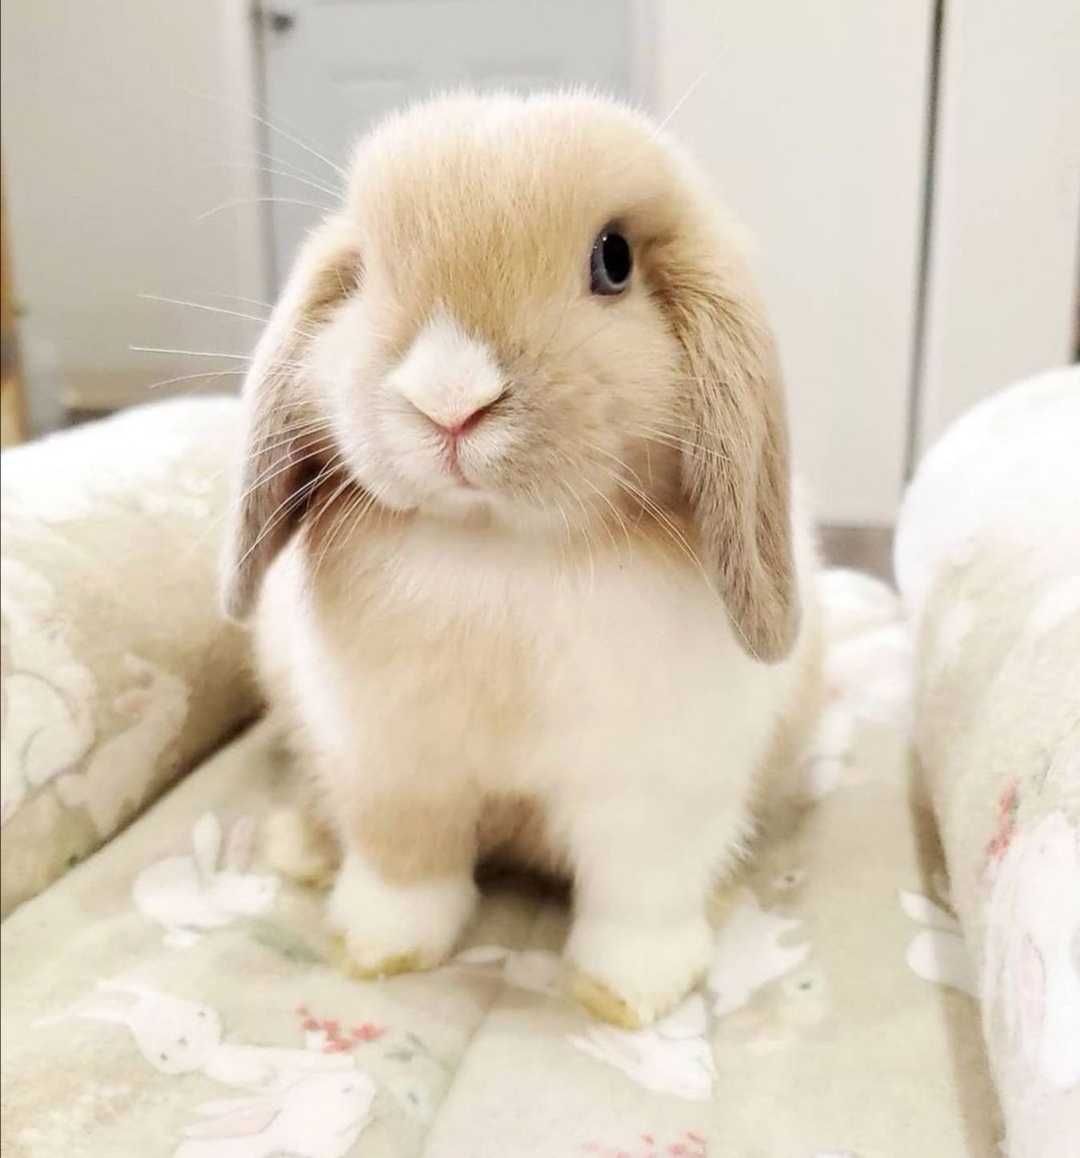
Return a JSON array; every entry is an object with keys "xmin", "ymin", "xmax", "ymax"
[{"xmin": 433, "ymin": 398, "xmax": 498, "ymax": 439}]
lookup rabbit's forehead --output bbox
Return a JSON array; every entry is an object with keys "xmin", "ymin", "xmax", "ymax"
[{"xmin": 349, "ymin": 107, "xmax": 681, "ymax": 308}]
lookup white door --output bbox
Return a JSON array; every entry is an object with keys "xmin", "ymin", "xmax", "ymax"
[
  {"xmin": 260, "ymin": 0, "xmax": 636, "ymax": 287},
  {"xmin": 651, "ymin": 2, "xmax": 935, "ymax": 526},
  {"xmin": 914, "ymin": 0, "xmax": 1080, "ymax": 455}
]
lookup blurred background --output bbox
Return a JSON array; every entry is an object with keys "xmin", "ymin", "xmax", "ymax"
[{"xmin": 1, "ymin": 0, "xmax": 1077, "ymax": 548}]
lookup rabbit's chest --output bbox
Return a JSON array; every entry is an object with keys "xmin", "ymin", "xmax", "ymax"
[{"xmin": 302, "ymin": 528, "xmax": 753, "ymax": 787}]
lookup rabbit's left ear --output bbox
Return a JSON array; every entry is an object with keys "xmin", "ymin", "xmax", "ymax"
[
  {"xmin": 221, "ymin": 216, "xmax": 361, "ymax": 621},
  {"xmin": 660, "ymin": 237, "xmax": 800, "ymax": 663}
]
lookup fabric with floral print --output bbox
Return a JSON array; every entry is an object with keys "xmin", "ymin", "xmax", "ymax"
[
  {"xmin": 896, "ymin": 365, "xmax": 1080, "ymax": 1158},
  {"xmin": 1, "ymin": 563, "xmax": 1000, "ymax": 1157},
  {"xmin": 0, "ymin": 398, "xmax": 258, "ymax": 915}
]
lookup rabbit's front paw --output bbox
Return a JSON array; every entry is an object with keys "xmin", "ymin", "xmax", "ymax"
[
  {"xmin": 566, "ymin": 913, "xmax": 712, "ymax": 1029},
  {"xmin": 327, "ymin": 850, "xmax": 477, "ymax": 979}
]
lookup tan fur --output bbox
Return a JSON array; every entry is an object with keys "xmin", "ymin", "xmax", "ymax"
[
  {"xmin": 222, "ymin": 218, "xmax": 361, "ymax": 618},
  {"xmin": 225, "ymin": 93, "xmax": 795, "ymax": 653},
  {"xmin": 224, "ymin": 92, "xmax": 822, "ymax": 1022}
]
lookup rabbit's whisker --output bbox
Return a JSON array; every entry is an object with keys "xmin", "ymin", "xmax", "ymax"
[
  {"xmin": 209, "ymin": 161, "xmax": 344, "ymax": 201},
  {"xmin": 310, "ymin": 477, "xmax": 366, "ymax": 581},
  {"xmin": 234, "ymin": 455, "xmax": 346, "ymax": 572},
  {"xmin": 196, "ymin": 196, "xmax": 334, "ymax": 224},
  {"xmin": 139, "ymin": 293, "xmax": 315, "ymax": 337},
  {"xmin": 129, "ymin": 345, "xmax": 304, "ymax": 371},
  {"xmin": 239, "ymin": 437, "xmax": 339, "ymax": 506},
  {"xmin": 142, "ymin": 368, "xmax": 247, "ymax": 392},
  {"xmin": 653, "ymin": 71, "xmax": 709, "ymax": 136},
  {"xmin": 201, "ymin": 290, "xmax": 276, "ymax": 312},
  {"xmin": 182, "ymin": 84, "xmax": 348, "ymax": 180}
]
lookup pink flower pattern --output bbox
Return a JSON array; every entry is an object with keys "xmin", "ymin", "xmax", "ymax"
[
  {"xmin": 985, "ymin": 781, "xmax": 1019, "ymax": 866},
  {"xmin": 294, "ymin": 1004, "xmax": 386, "ymax": 1054},
  {"xmin": 583, "ymin": 1129, "xmax": 708, "ymax": 1158}
]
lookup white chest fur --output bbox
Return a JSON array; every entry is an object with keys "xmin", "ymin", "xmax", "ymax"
[
  {"xmin": 261, "ymin": 517, "xmax": 803, "ymax": 817},
  {"xmin": 257, "ymin": 511, "xmax": 816, "ymax": 1025}
]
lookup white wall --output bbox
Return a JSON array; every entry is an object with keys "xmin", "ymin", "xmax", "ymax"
[
  {"xmin": 915, "ymin": 0, "xmax": 1080, "ymax": 454},
  {"xmin": 1, "ymin": 0, "xmax": 265, "ymax": 429},
  {"xmin": 651, "ymin": 1, "xmax": 934, "ymax": 525}
]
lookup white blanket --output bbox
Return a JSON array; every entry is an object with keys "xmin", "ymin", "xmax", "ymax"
[{"xmin": 895, "ymin": 364, "xmax": 1080, "ymax": 1158}]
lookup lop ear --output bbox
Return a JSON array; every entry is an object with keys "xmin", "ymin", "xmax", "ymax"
[
  {"xmin": 221, "ymin": 217, "xmax": 360, "ymax": 621},
  {"xmin": 663, "ymin": 240, "xmax": 800, "ymax": 663}
]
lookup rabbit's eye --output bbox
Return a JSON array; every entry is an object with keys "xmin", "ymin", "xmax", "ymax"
[{"xmin": 590, "ymin": 227, "xmax": 632, "ymax": 296}]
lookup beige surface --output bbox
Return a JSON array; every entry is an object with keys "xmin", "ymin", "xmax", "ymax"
[
  {"xmin": 1, "ymin": 398, "xmax": 258, "ymax": 916},
  {"xmin": 1, "ymin": 574, "xmax": 999, "ymax": 1158},
  {"xmin": 896, "ymin": 367, "xmax": 1080, "ymax": 1158}
]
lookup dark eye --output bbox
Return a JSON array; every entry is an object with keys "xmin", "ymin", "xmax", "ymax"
[{"xmin": 590, "ymin": 227, "xmax": 632, "ymax": 295}]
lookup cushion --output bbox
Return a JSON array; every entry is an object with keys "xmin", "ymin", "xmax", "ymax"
[
  {"xmin": 1, "ymin": 398, "xmax": 258, "ymax": 916},
  {"xmin": 895, "ymin": 364, "xmax": 1080, "ymax": 1158},
  {"xmin": 0, "ymin": 571, "xmax": 1000, "ymax": 1156}
]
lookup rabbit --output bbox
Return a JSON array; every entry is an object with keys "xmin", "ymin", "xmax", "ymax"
[
  {"xmin": 221, "ymin": 91, "xmax": 823, "ymax": 1029},
  {"xmin": 133, "ymin": 812, "xmax": 279, "ymax": 945},
  {"xmin": 174, "ymin": 1070, "xmax": 376, "ymax": 1158},
  {"xmin": 48, "ymin": 978, "xmax": 355, "ymax": 1088}
]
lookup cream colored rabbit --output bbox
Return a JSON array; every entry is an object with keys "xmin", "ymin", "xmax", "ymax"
[{"xmin": 223, "ymin": 92, "xmax": 821, "ymax": 1028}]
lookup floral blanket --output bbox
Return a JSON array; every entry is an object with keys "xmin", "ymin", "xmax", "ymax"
[
  {"xmin": 895, "ymin": 365, "xmax": 1080, "ymax": 1158},
  {"xmin": 1, "ymin": 568, "xmax": 1001, "ymax": 1157},
  {"xmin": 0, "ymin": 399, "xmax": 257, "ymax": 916}
]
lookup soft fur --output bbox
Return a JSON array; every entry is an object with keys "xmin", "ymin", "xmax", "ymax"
[{"xmin": 223, "ymin": 92, "xmax": 821, "ymax": 1027}]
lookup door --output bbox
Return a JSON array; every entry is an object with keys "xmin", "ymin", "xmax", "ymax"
[
  {"xmin": 914, "ymin": 0, "xmax": 1080, "ymax": 454},
  {"xmin": 651, "ymin": 3, "xmax": 936, "ymax": 527}
]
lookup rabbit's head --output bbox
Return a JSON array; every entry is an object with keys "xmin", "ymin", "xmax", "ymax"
[
  {"xmin": 140, "ymin": 1008, "xmax": 221, "ymax": 1074},
  {"xmin": 124, "ymin": 992, "xmax": 221, "ymax": 1074},
  {"xmin": 224, "ymin": 92, "xmax": 799, "ymax": 662},
  {"xmin": 87, "ymin": 986, "xmax": 223, "ymax": 1074}
]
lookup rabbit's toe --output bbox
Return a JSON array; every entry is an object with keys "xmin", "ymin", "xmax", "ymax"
[
  {"xmin": 566, "ymin": 913, "xmax": 711, "ymax": 1028},
  {"xmin": 336, "ymin": 943, "xmax": 429, "ymax": 980},
  {"xmin": 327, "ymin": 848, "xmax": 477, "ymax": 980},
  {"xmin": 569, "ymin": 971, "xmax": 644, "ymax": 1029}
]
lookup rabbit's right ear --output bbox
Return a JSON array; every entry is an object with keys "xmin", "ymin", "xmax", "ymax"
[
  {"xmin": 221, "ymin": 216, "xmax": 361, "ymax": 621},
  {"xmin": 36, "ymin": 995, "xmax": 128, "ymax": 1029},
  {"xmin": 223, "ymin": 816, "xmax": 256, "ymax": 872},
  {"xmin": 192, "ymin": 813, "xmax": 224, "ymax": 883}
]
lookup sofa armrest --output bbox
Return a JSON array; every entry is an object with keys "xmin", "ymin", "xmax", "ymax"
[{"xmin": 1, "ymin": 398, "xmax": 258, "ymax": 916}]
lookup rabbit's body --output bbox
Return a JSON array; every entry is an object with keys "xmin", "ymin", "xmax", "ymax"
[
  {"xmin": 226, "ymin": 92, "xmax": 823, "ymax": 1027},
  {"xmin": 258, "ymin": 492, "xmax": 820, "ymax": 1024},
  {"xmin": 261, "ymin": 504, "xmax": 821, "ymax": 867}
]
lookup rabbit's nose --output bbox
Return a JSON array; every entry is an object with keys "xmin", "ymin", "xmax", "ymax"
[
  {"xmin": 391, "ymin": 313, "xmax": 507, "ymax": 433},
  {"xmin": 412, "ymin": 391, "xmax": 506, "ymax": 441}
]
